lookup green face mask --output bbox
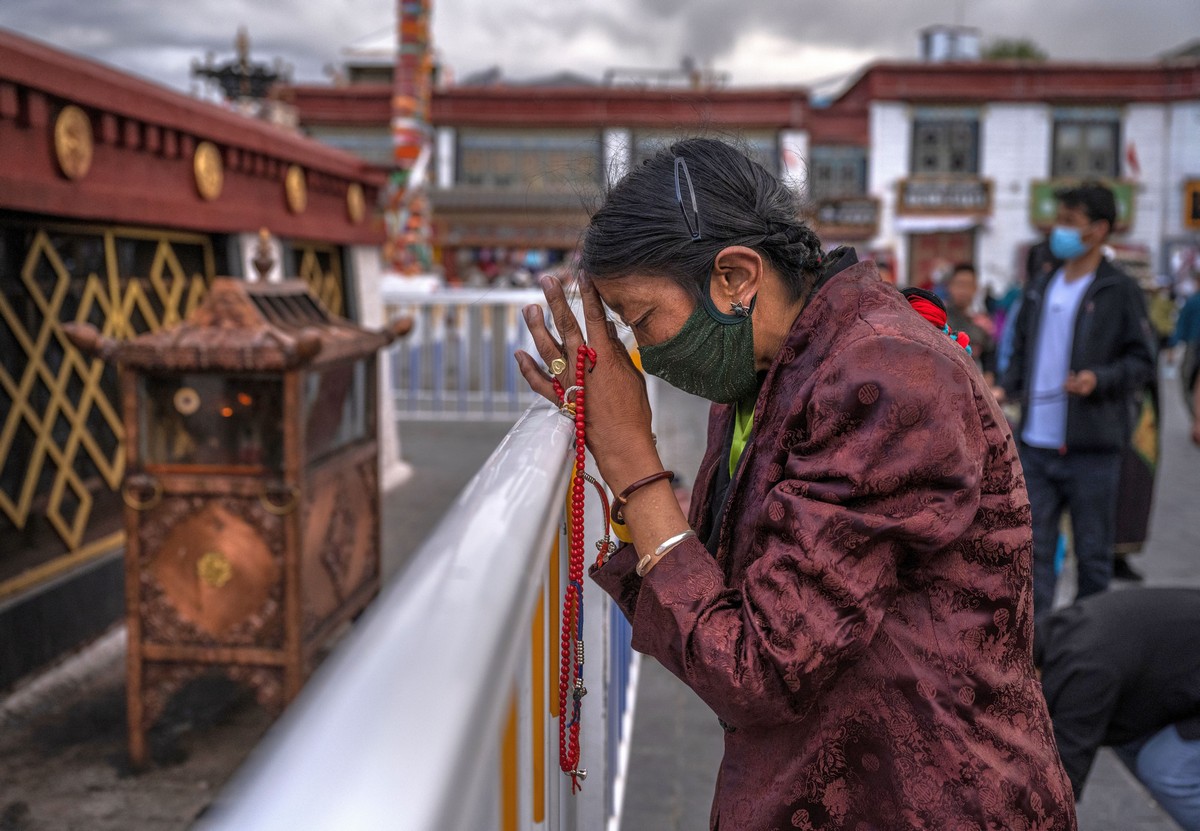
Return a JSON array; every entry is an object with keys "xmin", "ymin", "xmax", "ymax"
[{"xmin": 638, "ymin": 294, "xmax": 758, "ymax": 404}]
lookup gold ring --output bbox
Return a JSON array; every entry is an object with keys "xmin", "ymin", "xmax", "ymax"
[{"xmin": 549, "ymin": 357, "xmax": 568, "ymax": 375}]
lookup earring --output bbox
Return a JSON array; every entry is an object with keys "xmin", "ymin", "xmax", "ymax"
[{"xmin": 730, "ymin": 300, "xmax": 751, "ymax": 318}]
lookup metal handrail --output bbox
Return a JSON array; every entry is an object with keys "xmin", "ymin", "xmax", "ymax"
[
  {"xmin": 383, "ymin": 287, "xmax": 547, "ymax": 421},
  {"xmin": 198, "ymin": 404, "xmax": 578, "ymax": 830}
]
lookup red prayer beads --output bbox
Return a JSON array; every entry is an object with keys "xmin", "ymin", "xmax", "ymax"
[{"xmin": 552, "ymin": 342, "xmax": 596, "ymax": 793}]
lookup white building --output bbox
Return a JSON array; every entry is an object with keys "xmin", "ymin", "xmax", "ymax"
[{"xmin": 808, "ymin": 57, "xmax": 1200, "ymax": 292}]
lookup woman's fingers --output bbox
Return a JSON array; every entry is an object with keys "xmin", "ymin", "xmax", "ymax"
[
  {"xmin": 515, "ymin": 350, "xmax": 559, "ymax": 403},
  {"xmin": 539, "ymin": 275, "xmax": 584, "ymax": 350},
  {"xmin": 523, "ymin": 304, "xmax": 567, "ymax": 370},
  {"xmin": 577, "ymin": 273, "xmax": 613, "ymax": 353}
]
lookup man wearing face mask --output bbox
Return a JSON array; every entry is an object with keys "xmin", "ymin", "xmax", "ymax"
[{"xmin": 1000, "ymin": 182, "xmax": 1155, "ymax": 626}]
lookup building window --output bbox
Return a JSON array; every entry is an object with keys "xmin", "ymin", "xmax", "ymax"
[
  {"xmin": 306, "ymin": 126, "xmax": 395, "ymax": 168},
  {"xmin": 632, "ymin": 131, "xmax": 780, "ymax": 177},
  {"xmin": 456, "ymin": 130, "xmax": 602, "ymax": 192},
  {"xmin": 911, "ymin": 108, "xmax": 980, "ymax": 175},
  {"xmin": 1052, "ymin": 108, "xmax": 1121, "ymax": 178},
  {"xmin": 807, "ymin": 146, "xmax": 867, "ymax": 201}
]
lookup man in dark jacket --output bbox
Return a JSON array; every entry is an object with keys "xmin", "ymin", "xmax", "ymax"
[
  {"xmin": 1000, "ymin": 182, "xmax": 1155, "ymax": 621},
  {"xmin": 1038, "ymin": 589, "xmax": 1200, "ymax": 829}
]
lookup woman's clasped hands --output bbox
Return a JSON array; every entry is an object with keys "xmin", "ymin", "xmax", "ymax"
[{"xmin": 515, "ymin": 274, "xmax": 662, "ymax": 495}]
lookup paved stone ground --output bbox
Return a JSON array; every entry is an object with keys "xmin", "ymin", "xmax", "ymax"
[
  {"xmin": 0, "ymin": 419, "xmax": 513, "ymax": 831},
  {"xmin": 620, "ymin": 369, "xmax": 1197, "ymax": 831}
]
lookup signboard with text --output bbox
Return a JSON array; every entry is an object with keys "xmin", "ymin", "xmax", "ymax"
[
  {"xmin": 896, "ymin": 177, "xmax": 992, "ymax": 216},
  {"xmin": 1186, "ymin": 179, "xmax": 1200, "ymax": 231},
  {"xmin": 1029, "ymin": 178, "xmax": 1135, "ymax": 232},
  {"xmin": 811, "ymin": 197, "xmax": 880, "ymax": 240}
]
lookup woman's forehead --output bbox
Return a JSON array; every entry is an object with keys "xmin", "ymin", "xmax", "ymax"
[{"xmin": 594, "ymin": 273, "xmax": 685, "ymax": 315}]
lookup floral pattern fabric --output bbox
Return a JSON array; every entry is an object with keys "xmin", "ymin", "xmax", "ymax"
[{"xmin": 591, "ymin": 262, "xmax": 1077, "ymax": 831}]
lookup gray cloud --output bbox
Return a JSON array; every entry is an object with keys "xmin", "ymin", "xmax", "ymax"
[{"xmin": 2, "ymin": 0, "xmax": 1196, "ymax": 93}]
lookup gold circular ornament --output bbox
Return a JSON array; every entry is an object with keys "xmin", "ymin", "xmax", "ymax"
[
  {"xmin": 193, "ymin": 141, "xmax": 224, "ymax": 201},
  {"xmin": 284, "ymin": 165, "xmax": 307, "ymax": 214},
  {"xmin": 196, "ymin": 551, "xmax": 234, "ymax": 589},
  {"xmin": 549, "ymin": 357, "xmax": 568, "ymax": 376},
  {"xmin": 54, "ymin": 105, "xmax": 93, "ymax": 181},
  {"xmin": 173, "ymin": 386, "xmax": 201, "ymax": 415},
  {"xmin": 346, "ymin": 182, "xmax": 365, "ymax": 224},
  {"xmin": 121, "ymin": 477, "xmax": 163, "ymax": 512},
  {"xmin": 258, "ymin": 482, "xmax": 300, "ymax": 516}
]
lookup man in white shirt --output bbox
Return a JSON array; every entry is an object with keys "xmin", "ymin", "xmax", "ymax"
[{"xmin": 999, "ymin": 182, "xmax": 1155, "ymax": 623}]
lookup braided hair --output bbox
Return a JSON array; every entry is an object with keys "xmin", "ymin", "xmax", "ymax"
[{"xmin": 581, "ymin": 138, "xmax": 824, "ymax": 302}]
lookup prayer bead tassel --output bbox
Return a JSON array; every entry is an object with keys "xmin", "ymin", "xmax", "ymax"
[{"xmin": 553, "ymin": 343, "xmax": 597, "ymax": 793}]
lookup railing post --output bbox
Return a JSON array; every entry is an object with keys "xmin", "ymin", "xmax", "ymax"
[
  {"xmin": 481, "ymin": 305, "xmax": 495, "ymax": 418},
  {"xmin": 504, "ymin": 304, "xmax": 520, "ymax": 416},
  {"xmin": 431, "ymin": 302, "xmax": 446, "ymax": 413}
]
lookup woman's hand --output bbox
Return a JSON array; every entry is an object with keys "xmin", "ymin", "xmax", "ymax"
[{"xmin": 515, "ymin": 274, "xmax": 662, "ymax": 492}]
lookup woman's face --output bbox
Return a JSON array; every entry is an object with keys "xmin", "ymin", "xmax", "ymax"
[{"xmin": 592, "ymin": 273, "xmax": 698, "ymax": 348}]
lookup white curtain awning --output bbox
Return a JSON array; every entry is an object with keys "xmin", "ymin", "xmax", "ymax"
[{"xmin": 893, "ymin": 215, "xmax": 983, "ymax": 234}]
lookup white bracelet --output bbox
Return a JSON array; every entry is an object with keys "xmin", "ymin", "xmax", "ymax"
[{"xmin": 636, "ymin": 530, "xmax": 697, "ymax": 577}]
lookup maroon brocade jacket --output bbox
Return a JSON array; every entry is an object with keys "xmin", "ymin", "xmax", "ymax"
[{"xmin": 592, "ymin": 262, "xmax": 1077, "ymax": 831}]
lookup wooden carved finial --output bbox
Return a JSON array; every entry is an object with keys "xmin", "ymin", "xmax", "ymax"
[
  {"xmin": 252, "ymin": 228, "xmax": 274, "ymax": 282},
  {"xmin": 62, "ymin": 322, "xmax": 118, "ymax": 360}
]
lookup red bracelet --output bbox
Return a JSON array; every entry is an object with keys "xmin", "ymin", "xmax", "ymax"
[{"xmin": 610, "ymin": 470, "xmax": 675, "ymax": 524}]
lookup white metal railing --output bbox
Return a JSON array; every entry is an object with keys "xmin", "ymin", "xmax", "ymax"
[
  {"xmin": 197, "ymin": 404, "xmax": 638, "ymax": 831},
  {"xmin": 384, "ymin": 287, "xmax": 549, "ymax": 421}
]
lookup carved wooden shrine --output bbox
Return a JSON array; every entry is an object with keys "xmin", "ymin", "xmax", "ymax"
[{"xmin": 66, "ymin": 277, "xmax": 397, "ymax": 766}]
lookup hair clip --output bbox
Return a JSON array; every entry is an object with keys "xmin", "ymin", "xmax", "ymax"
[{"xmin": 673, "ymin": 156, "xmax": 702, "ymax": 242}]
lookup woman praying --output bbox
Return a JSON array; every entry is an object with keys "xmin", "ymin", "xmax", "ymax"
[{"xmin": 516, "ymin": 138, "xmax": 1075, "ymax": 831}]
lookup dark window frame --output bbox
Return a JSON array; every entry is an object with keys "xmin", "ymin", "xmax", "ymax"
[
  {"xmin": 910, "ymin": 109, "xmax": 981, "ymax": 176},
  {"xmin": 453, "ymin": 129, "xmax": 604, "ymax": 192},
  {"xmin": 630, "ymin": 131, "xmax": 781, "ymax": 178},
  {"xmin": 807, "ymin": 145, "xmax": 869, "ymax": 201},
  {"xmin": 1051, "ymin": 110, "xmax": 1122, "ymax": 179}
]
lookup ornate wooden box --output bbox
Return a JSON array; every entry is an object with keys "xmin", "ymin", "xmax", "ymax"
[{"xmin": 66, "ymin": 277, "xmax": 397, "ymax": 766}]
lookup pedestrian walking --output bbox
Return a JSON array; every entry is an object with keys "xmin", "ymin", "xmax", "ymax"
[
  {"xmin": 999, "ymin": 181, "xmax": 1155, "ymax": 622},
  {"xmin": 517, "ymin": 138, "xmax": 1075, "ymax": 831},
  {"xmin": 1038, "ymin": 588, "xmax": 1200, "ymax": 830}
]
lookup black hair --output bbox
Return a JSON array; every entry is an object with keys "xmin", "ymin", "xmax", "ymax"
[
  {"xmin": 1054, "ymin": 180, "xmax": 1117, "ymax": 233},
  {"xmin": 900, "ymin": 286, "xmax": 946, "ymax": 314},
  {"xmin": 580, "ymin": 137, "xmax": 824, "ymax": 302},
  {"xmin": 950, "ymin": 262, "xmax": 977, "ymax": 278}
]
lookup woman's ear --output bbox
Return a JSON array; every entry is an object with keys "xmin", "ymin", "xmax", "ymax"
[{"xmin": 708, "ymin": 246, "xmax": 763, "ymax": 309}]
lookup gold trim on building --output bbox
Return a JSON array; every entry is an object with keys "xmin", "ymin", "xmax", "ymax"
[
  {"xmin": 285, "ymin": 165, "xmax": 308, "ymax": 214},
  {"xmin": 193, "ymin": 141, "xmax": 224, "ymax": 201},
  {"xmin": 0, "ymin": 531, "xmax": 124, "ymax": 601},
  {"xmin": 0, "ymin": 221, "xmax": 215, "ymax": 595},
  {"xmin": 53, "ymin": 104, "xmax": 94, "ymax": 181},
  {"xmin": 346, "ymin": 183, "xmax": 365, "ymax": 224},
  {"xmin": 294, "ymin": 243, "xmax": 345, "ymax": 317}
]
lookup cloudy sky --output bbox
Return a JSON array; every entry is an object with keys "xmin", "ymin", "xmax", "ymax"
[{"xmin": 2, "ymin": 0, "xmax": 1197, "ymax": 95}]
